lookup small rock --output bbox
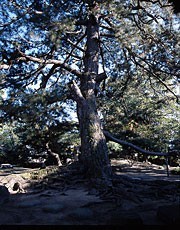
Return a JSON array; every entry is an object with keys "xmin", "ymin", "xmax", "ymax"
[
  {"xmin": 0, "ymin": 185, "xmax": 10, "ymax": 205},
  {"xmin": 157, "ymin": 204, "xmax": 180, "ymax": 225},
  {"xmin": 42, "ymin": 204, "xmax": 64, "ymax": 213}
]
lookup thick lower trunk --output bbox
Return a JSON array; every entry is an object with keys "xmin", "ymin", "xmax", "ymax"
[
  {"xmin": 71, "ymin": 13, "xmax": 112, "ymax": 179},
  {"xmin": 77, "ymin": 100, "xmax": 112, "ymax": 178}
]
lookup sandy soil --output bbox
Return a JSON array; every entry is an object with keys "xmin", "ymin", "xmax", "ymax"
[
  {"xmin": 111, "ymin": 159, "xmax": 180, "ymax": 181},
  {"xmin": 0, "ymin": 159, "xmax": 179, "ymax": 225}
]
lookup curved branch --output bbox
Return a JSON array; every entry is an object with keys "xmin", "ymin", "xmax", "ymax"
[
  {"xmin": 126, "ymin": 47, "xmax": 179, "ymax": 103},
  {"xmin": 40, "ymin": 64, "xmax": 58, "ymax": 89},
  {"xmin": 1, "ymin": 50, "xmax": 83, "ymax": 78},
  {"xmin": 69, "ymin": 80, "xmax": 85, "ymax": 105},
  {"xmin": 104, "ymin": 131, "xmax": 169, "ymax": 157},
  {"xmin": 20, "ymin": 53, "xmax": 82, "ymax": 78}
]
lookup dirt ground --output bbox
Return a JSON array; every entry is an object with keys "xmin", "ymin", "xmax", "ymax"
[{"xmin": 0, "ymin": 159, "xmax": 179, "ymax": 225}]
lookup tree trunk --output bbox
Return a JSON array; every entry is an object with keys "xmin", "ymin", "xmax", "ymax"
[
  {"xmin": 46, "ymin": 142, "xmax": 62, "ymax": 166},
  {"xmin": 73, "ymin": 14, "xmax": 112, "ymax": 179}
]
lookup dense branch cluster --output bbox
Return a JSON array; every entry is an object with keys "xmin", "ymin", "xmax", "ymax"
[{"xmin": 0, "ymin": 1, "xmax": 179, "ymax": 98}]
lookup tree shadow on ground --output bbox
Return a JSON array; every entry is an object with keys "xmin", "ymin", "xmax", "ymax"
[{"xmin": 0, "ymin": 160, "xmax": 179, "ymax": 225}]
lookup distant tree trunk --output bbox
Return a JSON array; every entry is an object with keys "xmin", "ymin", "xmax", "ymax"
[
  {"xmin": 72, "ymin": 14, "xmax": 112, "ymax": 179},
  {"xmin": 46, "ymin": 142, "xmax": 62, "ymax": 166}
]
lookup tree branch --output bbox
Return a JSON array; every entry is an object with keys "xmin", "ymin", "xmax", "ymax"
[
  {"xmin": 40, "ymin": 64, "xmax": 58, "ymax": 89},
  {"xmin": 69, "ymin": 80, "xmax": 85, "ymax": 105},
  {"xmin": 96, "ymin": 72, "xmax": 107, "ymax": 83},
  {"xmin": 3, "ymin": 50, "xmax": 83, "ymax": 78},
  {"xmin": 104, "ymin": 131, "xmax": 169, "ymax": 157},
  {"xmin": 64, "ymin": 34, "xmax": 86, "ymax": 63},
  {"xmin": 125, "ymin": 47, "xmax": 179, "ymax": 103},
  {"xmin": 65, "ymin": 38, "xmax": 85, "ymax": 52}
]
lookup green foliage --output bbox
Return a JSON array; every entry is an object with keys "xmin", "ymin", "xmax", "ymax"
[
  {"xmin": 0, "ymin": 86, "xmax": 79, "ymax": 164},
  {"xmin": 108, "ymin": 141, "xmax": 122, "ymax": 152},
  {"xmin": 99, "ymin": 76, "xmax": 179, "ymax": 154},
  {"xmin": 171, "ymin": 168, "xmax": 180, "ymax": 175}
]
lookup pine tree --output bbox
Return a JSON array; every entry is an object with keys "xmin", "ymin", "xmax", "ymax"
[{"xmin": 0, "ymin": 0, "xmax": 179, "ymax": 180}]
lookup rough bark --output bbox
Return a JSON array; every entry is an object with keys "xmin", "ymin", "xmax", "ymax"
[{"xmin": 73, "ymin": 14, "xmax": 112, "ymax": 179}]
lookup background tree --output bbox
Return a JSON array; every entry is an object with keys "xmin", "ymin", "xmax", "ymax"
[
  {"xmin": 99, "ymin": 76, "xmax": 179, "ymax": 163},
  {"xmin": 0, "ymin": 87, "xmax": 79, "ymax": 165},
  {"xmin": 0, "ymin": 0, "xmax": 179, "ymax": 180}
]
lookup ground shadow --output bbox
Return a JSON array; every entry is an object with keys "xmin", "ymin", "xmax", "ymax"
[{"xmin": 0, "ymin": 160, "xmax": 179, "ymax": 225}]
